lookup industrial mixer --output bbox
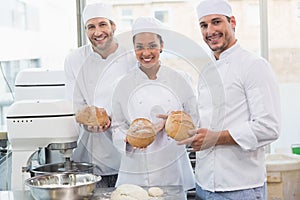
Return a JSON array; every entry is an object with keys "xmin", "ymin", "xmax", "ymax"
[
  {"xmin": 6, "ymin": 99, "xmax": 79, "ymax": 190},
  {"xmin": 5, "ymin": 68, "xmax": 90, "ymax": 190}
]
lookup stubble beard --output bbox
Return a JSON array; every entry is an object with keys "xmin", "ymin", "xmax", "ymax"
[
  {"xmin": 208, "ymin": 36, "xmax": 230, "ymax": 54},
  {"xmin": 94, "ymin": 35, "xmax": 114, "ymax": 53}
]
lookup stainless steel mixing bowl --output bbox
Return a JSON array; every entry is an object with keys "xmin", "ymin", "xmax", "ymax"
[
  {"xmin": 30, "ymin": 162, "xmax": 95, "ymax": 177},
  {"xmin": 25, "ymin": 173, "xmax": 101, "ymax": 200}
]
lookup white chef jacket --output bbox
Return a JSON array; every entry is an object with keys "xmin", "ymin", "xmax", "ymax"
[
  {"xmin": 196, "ymin": 43, "xmax": 280, "ymax": 192},
  {"xmin": 111, "ymin": 64, "xmax": 198, "ymax": 191},
  {"xmin": 64, "ymin": 43, "xmax": 136, "ymax": 175}
]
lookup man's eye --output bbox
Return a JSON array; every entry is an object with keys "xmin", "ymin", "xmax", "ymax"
[
  {"xmin": 213, "ymin": 20, "xmax": 221, "ymax": 25},
  {"xmin": 87, "ymin": 26, "xmax": 95, "ymax": 30},
  {"xmin": 200, "ymin": 24, "xmax": 207, "ymax": 29}
]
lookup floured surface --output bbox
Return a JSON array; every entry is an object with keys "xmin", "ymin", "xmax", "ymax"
[
  {"xmin": 110, "ymin": 184, "xmax": 149, "ymax": 200},
  {"xmin": 92, "ymin": 185, "xmax": 186, "ymax": 200}
]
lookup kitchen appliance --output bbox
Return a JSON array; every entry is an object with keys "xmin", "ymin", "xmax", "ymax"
[
  {"xmin": 6, "ymin": 68, "xmax": 82, "ymax": 190},
  {"xmin": 14, "ymin": 68, "xmax": 66, "ymax": 101},
  {"xmin": 30, "ymin": 162, "xmax": 94, "ymax": 177},
  {"xmin": 14, "ymin": 68, "xmax": 71, "ymax": 165},
  {"xmin": 6, "ymin": 99, "xmax": 79, "ymax": 190}
]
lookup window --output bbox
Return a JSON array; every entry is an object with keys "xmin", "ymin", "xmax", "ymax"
[
  {"xmin": 268, "ymin": 0, "xmax": 300, "ymax": 152},
  {"xmin": 246, "ymin": 4, "xmax": 259, "ymax": 26},
  {"xmin": 297, "ymin": 2, "xmax": 300, "ymax": 19},
  {"xmin": 0, "ymin": 59, "xmax": 40, "ymax": 125},
  {"xmin": 0, "ymin": 0, "xmax": 299, "ymax": 153},
  {"xmin": 0, "ymin": 0, "xmax": 77, "ymax": 127},
  {"xmin": 121, "ymin": 8, "xmax": 133, "ymax": 28},
  {"xmin": 154, "ymin": 10, "xmax": 169, "ymax": 24},
  {"xmin": 0, "ymin": 1, "xmax": 13, "ymax": 27},
  {"xmin": 13, "ymin": 0, "xmax": 27, "ymax": 29}
]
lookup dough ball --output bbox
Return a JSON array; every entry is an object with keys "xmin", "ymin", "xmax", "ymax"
[
  {"xmin": 110, "ymin": 184, "xmax": 149, "ymax": 200},
  {"xmin": 148, "ymin": 187, "xmax": 164, "ymax": 197}
]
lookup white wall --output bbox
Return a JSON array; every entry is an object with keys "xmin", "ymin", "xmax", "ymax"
[{"xmin": 271, "ymin": 83, "xmax": 300, "ymax": 153}]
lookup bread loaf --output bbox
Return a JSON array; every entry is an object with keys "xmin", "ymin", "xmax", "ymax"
[
  {"xmin": 75, "ymin": 106, "xmax": 109, "ymax": 126},
  {"xmin": 165, "ymin": 111, "xmax": 195, "ymax": 141},
  {"xmin": 126, "ymin": 118, "xmax": 156, "ymax": 148}
]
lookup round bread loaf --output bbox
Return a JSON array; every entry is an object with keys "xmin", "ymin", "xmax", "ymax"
[
  {"xmin": 75, "ymin": 106, "xmax": 109, "ymax": 126},
  {"xmin": 110, "ymin": 184, "xmax": 149, "ymax": 200},
  {"xmin": 126, "ymin": 118, "xmax": 156, "ymax": 148},
  {"xmin": 165, "ymin": 111, "xmax": 195, "ymax": 141}
]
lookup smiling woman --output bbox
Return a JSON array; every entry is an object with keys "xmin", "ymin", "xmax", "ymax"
[
  {"xmin": 134, "ymin": 32, "xmax": 163, "ymax": 76},
  {"xmin": 0, "ymin": 0, "xmax": 300, "ymax": 198},
  {"xmin": 110, "ymin": 16, "xmax": 199, "ymax": 193}
]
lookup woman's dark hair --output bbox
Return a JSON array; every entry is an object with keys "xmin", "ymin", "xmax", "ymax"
[{"xmin": 133, "ymin": 33, "xmax": 163, "ymax": 44}]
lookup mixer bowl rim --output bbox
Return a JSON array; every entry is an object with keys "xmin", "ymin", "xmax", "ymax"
[{"xmin": 25, "ymin": 172, "xmax": 102, "ymax": 189}]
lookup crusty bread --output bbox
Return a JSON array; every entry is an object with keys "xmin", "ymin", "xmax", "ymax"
[
  {"xmin": 165, "ymin": 111, "xmax": 195, "ymax": 141},
  {"xmin": 126, "ymin": 118, "xmax": 156, "ymax": 148},
  {"xmin": 75, "ymin": 106, "xmax": 109, "ymax": 126}
]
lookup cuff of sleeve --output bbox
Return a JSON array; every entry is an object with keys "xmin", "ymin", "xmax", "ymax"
[{"xmin": 228, "ymin": 122, "xmax": 258, "ymax": 151}]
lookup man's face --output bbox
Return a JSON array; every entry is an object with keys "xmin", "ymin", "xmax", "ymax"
[
  {"xmin": 199, "ymin": 14, "xmax": 236, "ymax": 56},
  {"xmin": 85, "ymin": 17, "xmax": 116, "ymax": 52}
]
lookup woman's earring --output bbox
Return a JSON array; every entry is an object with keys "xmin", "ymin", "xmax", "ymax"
[{"xmin": 160, "ymin": 49, "xmax": 162, "ymax": 53}]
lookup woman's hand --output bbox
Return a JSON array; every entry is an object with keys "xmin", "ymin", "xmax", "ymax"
[{"xmin": 153, "ymin": 114, "xmax": 168, "ymax": 133}]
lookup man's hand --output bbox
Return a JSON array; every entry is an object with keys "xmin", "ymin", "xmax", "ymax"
[
  {"xmin": 177, "ymin": 128, "xmax": 221, "ymax": 151},
  {"xmin": 86, "ymin": 117, "xmax": 111, "ymax": 133},
  {"xmin": 178, "ymin": 128, "xmax": 236, "ymax": 151}
]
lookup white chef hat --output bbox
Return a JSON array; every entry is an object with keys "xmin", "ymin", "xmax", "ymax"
[
  {"xmin": 196, "ymin": 0, "xmax": 232, "ymax": 20},
  {"xmin": 132, "ymin": 16, "xmax": 167, "ymax": 37},
  {"xmin": 82, "ymin": 3, "xmax": 115, "ymax": 25}
]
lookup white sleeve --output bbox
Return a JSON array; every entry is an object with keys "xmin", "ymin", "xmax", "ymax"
[
  {"xmin": 64, "ymin": 54, "xmax": 86, "ymax": 111},
  {"xmin": 229, "ymin": 59, "xmax": 281, "ymax": 151},
  {"xmin": 111, "ymin": 84, "xmax": 133, "ymax": 154}
]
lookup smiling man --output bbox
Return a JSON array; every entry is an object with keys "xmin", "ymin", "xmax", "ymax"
[
  {"xmin": 84, "ymin": 6, "xmax": 117, "ymax": 59},
  {"xmin": 64, "ymin": 3, "xmax": 135, "ymax": 187},
  {"xmin": 178, "ymin": 0, "xmax": 281, "ymax": 199}
]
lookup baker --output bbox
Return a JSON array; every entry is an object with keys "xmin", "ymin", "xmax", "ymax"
[
  {"xmin": 178, "ymin": 0, "xmax": 281, "ymax": 199},
  {"xmin": 111, "ymin": 16, "xmax": 198, "ymax": 192},
  {"xmin": 64, "ymin": 2, "xmax": 135, "ymax": 187}
]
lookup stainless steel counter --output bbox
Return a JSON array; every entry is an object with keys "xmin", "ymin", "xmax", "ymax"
[
  {"xmin": 93, "ymin": 185, "xmax": 186, "ymax": 199},
  {"xmin": 0, "ymin": 190, "xmax": 34, "ymax": 200},
  {"xmin": 0, "ymin": 185, "xmax": 187, "ymax": 200}
]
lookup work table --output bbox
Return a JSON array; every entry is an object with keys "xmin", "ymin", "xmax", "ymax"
[{"xmin": 0, "ymin": 185, "xmax": 186, "ymax": 200}]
